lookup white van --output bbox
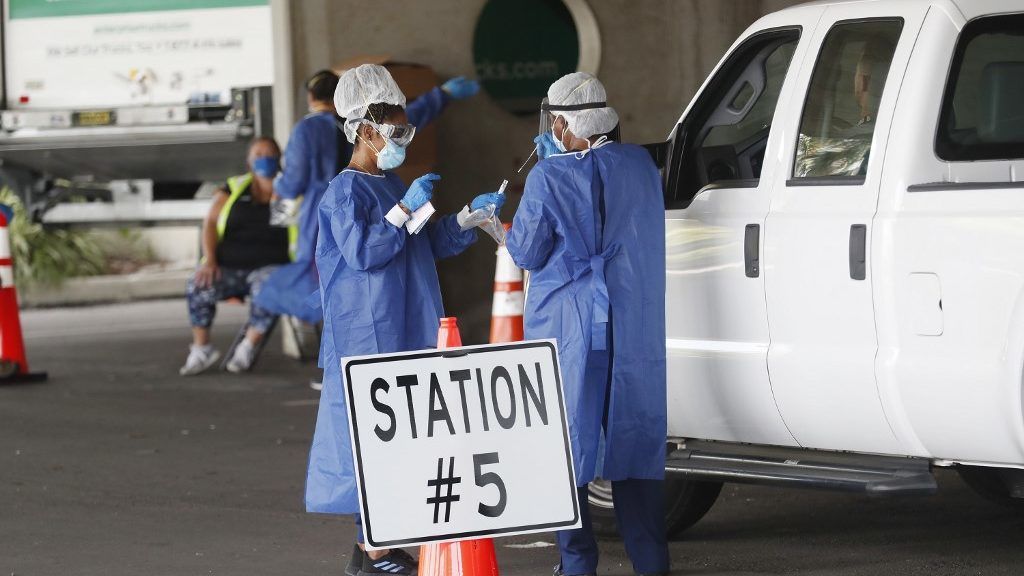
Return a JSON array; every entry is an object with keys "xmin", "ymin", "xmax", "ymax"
[{"xmin": 588, "ymin": 0, "xmax": 1024, "ymax": 536}]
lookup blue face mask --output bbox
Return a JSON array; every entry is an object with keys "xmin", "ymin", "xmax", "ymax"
[
  {"xmin": 252, "ymin": 156, "xmax": 280, "ymax": 178},
  {"xmin": 375, "ymin": 138, "xmax": 407, "ymax": 171}
]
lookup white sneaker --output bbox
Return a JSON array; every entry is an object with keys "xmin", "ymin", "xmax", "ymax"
[
  {"xmin": 309, "ymin": 380, "xmax": 323, "ymax": 391},
  {"xmin": 226, "ymin": 339, "xmax": 257, "ymax": 373},
  {"xmin": 179, "ymin": 344, "xmax": 220, "ymax": 376}
]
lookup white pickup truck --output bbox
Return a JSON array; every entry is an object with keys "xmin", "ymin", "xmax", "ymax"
[{"xmin": 588, "ymin": 0, "xmax": 1024, "ymax": 535}]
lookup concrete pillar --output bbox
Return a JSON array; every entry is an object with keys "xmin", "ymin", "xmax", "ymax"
[
  {"xmin": 287, "ymin": 0, "xmax": 333, "ymax": 123},
  {"xmin": 270, "ymin": 0, "xmax": 295, "ymax": 147}
]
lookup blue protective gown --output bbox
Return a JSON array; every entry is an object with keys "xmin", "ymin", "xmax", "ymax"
[
  {"xmin": 505, "ymin": 142, "xmax": 666, "ymax": 486},
  {"xmin": 304, "ymin": 169, "xmax": 476, "ymax": 514},
  {"xmin": 255, "ymin": 87, "xmax": 452, "ymax": 323}
]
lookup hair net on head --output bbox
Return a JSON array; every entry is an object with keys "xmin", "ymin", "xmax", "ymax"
[
  {"xmin": 334, "ymin": 64, "xmax": 407, "ymax": 143},
  {"xmin": 546, "ymin": 72, "xmax": 619, "ymax": 140}
]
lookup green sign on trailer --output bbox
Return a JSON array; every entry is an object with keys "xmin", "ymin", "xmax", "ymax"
[{"xmin": 7, "ymin": 0, "xmax": 267, "ymax": 19}]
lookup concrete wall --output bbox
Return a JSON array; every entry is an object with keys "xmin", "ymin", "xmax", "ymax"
[{"xmin": 284, "ymin": 0, "xmax": 804, "ymax": 343}]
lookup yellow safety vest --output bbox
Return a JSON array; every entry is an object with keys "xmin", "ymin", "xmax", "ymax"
[{"xmin": 216, "ymin": 173, "xmax": 298, "ymax": 261}]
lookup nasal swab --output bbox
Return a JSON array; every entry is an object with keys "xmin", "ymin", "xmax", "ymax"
[{"xmin": 516, "ymin": 148, "xmax": 538, "ymax": 174}]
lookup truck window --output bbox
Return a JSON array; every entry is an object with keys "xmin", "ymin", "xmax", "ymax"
[
  {"xmin": 793, "ymin": 20, "xmax": 903, "ymax": 179},
  {"xmin": 704, "ymin": 42, "xmax": 797, "ymax": 152},
  {"xmin": 665, "ymin": 28, "xmax": 800, "ymax": 209},
  {"xmin": 936, "ymin": 13, "xmax": 1024, "ymax": 162}
]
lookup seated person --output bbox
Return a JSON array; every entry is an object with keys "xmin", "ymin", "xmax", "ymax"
[
  {"xmin": 795, "ymin": 36, "xmax": 894, "ymax": 178},
  {"xmin": 179, "ymin": 137, "xmax": 291, "ymax": 376}
]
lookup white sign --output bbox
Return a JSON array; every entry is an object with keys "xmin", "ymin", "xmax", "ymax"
[
  {"xmin": 4, "ymin": 3, "xmax": 273, "ymax": 109},
  {"xmin": 344, "ymin": 340, "xmax": 580, "ymax": 550}
]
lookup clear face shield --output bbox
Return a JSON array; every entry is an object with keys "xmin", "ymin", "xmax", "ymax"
[
  {"xmin": 540, "ymin": 97, "xmax": 608, "ymax": 137},
  {"xmin": 539, "ymin": 97, "xmax": 555, "ymax": 139},
  {"xmin": 518, "ymin": 95, "xmax": 615, "ymax": 173}
]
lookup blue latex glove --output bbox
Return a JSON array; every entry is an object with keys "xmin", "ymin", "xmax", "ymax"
[
  {"xmin": 441, "ymin": 77, "xmax": 480, "ymax": 100},
  {"xmin": 534, "ymin": 132, "xmax": 560, "ymax": 160},
  {"xmin": 401, "ymin": 173, "xmax": 440, "ymax": 212},
  {"xmin": 471, "ymin": 192, "xmax": 506, "ymax": 215}
]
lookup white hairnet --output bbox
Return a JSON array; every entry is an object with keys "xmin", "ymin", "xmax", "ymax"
[
  {"xmin": 335, "ymin": 64, "xmax": 407, "ymax": 143},
  {"xmin": 546, "ymin": 72, "xmax": 619, "ymax": 140}
]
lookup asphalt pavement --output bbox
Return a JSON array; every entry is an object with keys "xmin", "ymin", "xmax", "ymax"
[{"xmin": 3, "ymin": 299, "xmax": 1024, "ymax": 575}]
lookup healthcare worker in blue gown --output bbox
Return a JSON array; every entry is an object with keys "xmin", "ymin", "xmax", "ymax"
[
  {"xmin": 254, "ymin": 69, "xmax": 480, "ymax": 338},
  {"xmin": 304, "ymin": 63, "xmax": 503, "ymax": 576},
  {"xmin": 505, "ymin": 72, "xmax": 669, "ymax": 576}
]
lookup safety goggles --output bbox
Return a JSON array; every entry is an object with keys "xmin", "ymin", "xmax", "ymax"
[{"xmin": 365, "ymin": 120, "xmax": 416, "ymax": 147}]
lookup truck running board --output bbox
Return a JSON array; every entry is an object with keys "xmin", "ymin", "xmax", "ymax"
[{"xmin": 666, "ymin": 440, "xmax": 937, "ymax": 495}]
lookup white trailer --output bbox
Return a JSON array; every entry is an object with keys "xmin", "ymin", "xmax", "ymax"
[{"xmin": 0, "ymin": 0, "xmax": 275, "ymax": 224}]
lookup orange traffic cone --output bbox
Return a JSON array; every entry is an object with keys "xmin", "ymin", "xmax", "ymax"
[
  {"xmin": 437, "ymin": 317, "xmax": 463, "ymax": 349},
  {"xmin": 419, "ymin": 317, "xmax": 500, "ymax": 576},
  {"xmin": 489, "ymin": 224, "xmax": 524, "ymax": 344},
  {"xmin": 418, "ymin": 537, "xmax": 500, "ymax": 576},
  {"xmin": 0, "ymin": 210, "xmax": 45, "ymax": 384}
]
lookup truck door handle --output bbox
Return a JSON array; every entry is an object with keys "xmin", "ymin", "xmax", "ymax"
[
  {"xmin": 744, "ymin": 224, "xmax": 760, "ymax": 278},
  {"xmin": 849, "ymin": 224, "xmax": 867, "ymax": 280}
]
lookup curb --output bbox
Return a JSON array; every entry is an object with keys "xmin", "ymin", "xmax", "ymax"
[{"xmin": 21, "ymin": 269, "xmax": 191, "ymax": 308}]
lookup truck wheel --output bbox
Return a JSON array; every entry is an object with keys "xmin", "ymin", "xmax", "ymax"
[
  {"xmin": 958, "ymin": 466, "xmax": 1024, "ymax": 508},
  {"xmin": 587, "ymin": 477, "xmax": 723, "ymax": 538}
]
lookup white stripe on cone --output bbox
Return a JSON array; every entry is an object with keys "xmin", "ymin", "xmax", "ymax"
[
  {"xmin": 492, "ymin": 291, "xmax": 525, "ymax": 317},
  {"xmin": 0, "ymin": 265, "xmax": 13, "ymax": 289},
  {"xmin": 0, "ymin": 230, "xmax": 10, "ymax": 260},
  {"xmin": 494, "ymin": 245, "xmax": 522, "ymax": 283}
]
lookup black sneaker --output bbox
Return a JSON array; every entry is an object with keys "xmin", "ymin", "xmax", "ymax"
[
  {"xmin": 357, "ymin": 548, "xmax": 418, "ymax": 575},
  {"xmin": 345, "ymin": 543, "xmax": 364, "ymax": 576},
  {"xmin": 553, "ymin": 563, "xmax": 596, "ymax": 576}
]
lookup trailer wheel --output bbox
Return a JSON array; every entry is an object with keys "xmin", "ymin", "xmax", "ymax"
[{"xmin": 587, "ymin": 477, "xmax": 723, "ymax": 538}]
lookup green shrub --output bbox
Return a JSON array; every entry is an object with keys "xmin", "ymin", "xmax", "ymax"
[
  {"xmin": 89, "ymin": 228, "xmax": 159, "ymax": 275},
  {"xmin": 0, "ymin": 187, "xmax": 105, "ymax": 289}
]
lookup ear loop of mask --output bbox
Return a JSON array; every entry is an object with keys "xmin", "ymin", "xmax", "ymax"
[
  {"xmin": 552, "ymin": 115, "xmax": 572, "ymax": 153},
  {"xmin": 357, "ymin": 124, "xmax": 383, "ymax": 157},
  {"xmin": 560, "ymin": 122, "xmax": 571, "ymax": 152},
  {"xmin": 355, "ymin": 84, "xmax": 384, "ymax": 157}
]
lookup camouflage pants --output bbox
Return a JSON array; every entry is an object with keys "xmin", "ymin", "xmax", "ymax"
[{"xmin": 186, "ymin": 266, "xmax": 277, "ymax": 334}]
